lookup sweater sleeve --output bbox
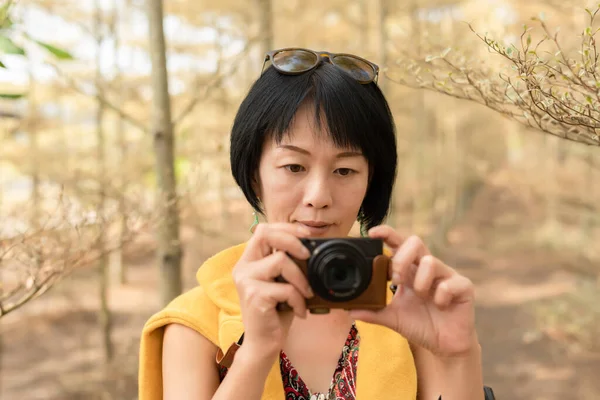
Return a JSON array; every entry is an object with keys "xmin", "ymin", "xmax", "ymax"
[{"xmin": 138, "ymin": 285, "xmax": 220, "ymax": 400}]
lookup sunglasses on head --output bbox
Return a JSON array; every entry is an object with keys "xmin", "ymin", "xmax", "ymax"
[{"xmin": 261, "ymin": 48, "xmax": 379, "ymax": 84}]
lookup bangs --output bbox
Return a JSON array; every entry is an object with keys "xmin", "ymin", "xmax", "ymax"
[{"xmin": 260, "ymin": 64, "xmax": 393, "ymax": 161}]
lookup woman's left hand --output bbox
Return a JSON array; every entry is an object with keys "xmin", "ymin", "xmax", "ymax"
[{"xmin": 349, "ymin": 225, "xmax": 478, "ymax": 358}]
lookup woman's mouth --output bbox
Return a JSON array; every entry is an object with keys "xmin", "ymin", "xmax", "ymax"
[{"xmin": 296, "ymin": 221, "xmax": 332, "ymax": 235}]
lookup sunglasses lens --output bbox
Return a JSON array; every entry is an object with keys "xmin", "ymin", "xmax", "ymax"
[
  {"xmin": 332, "ymin": 55, "xmax": 375, "ymax": 82},
  {"xmin": 273, "ymin": 50, "xmax": 318, "ymax": 73}
]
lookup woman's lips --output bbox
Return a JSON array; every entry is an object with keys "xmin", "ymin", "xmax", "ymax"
[{"xmin": 296, "ymin": 221, "xmax": 332, "ymax": 235}]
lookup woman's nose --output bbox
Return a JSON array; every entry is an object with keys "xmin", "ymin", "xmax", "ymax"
[{"xmin": 302, "ymin": 174, "xmax": 332, "ymax": 209}]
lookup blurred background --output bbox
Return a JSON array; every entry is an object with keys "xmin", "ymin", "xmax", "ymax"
[{"xmin": 1, "ymin": 0, "xmax": 599, "ymax": 399}]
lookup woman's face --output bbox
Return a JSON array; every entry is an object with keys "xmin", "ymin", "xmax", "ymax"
[{"xmin": 256, "ymin": 102, "xmax": 369, "ymax": 237}]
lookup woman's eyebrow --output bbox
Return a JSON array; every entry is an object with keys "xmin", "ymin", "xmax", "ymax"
[
  {"xmin": 277, "ymin": 145, "xmax": 362, "ymax": 158},
  {"xmin": 277, "ymin": 145, "xmax": 310, "ymax": 155},
  {"xmin": 336, "ymin": 151, "xmax": 363, "ymax": 158}
]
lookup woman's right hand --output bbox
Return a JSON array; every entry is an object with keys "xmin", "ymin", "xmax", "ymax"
[{"xmin": 232, "ymin": 222, "xmax": 314, "ymax": 358}]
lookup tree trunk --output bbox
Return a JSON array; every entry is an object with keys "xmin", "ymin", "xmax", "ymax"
[
  {"xmin": 429, "ymin": 106, "xmax": 458, "ymax": 251},
  {"xmin": 582, "ymin": 146, "xmax": 595, "ymax": 242},
  {"xmin": 410, "ymin": 1, "xmax": 430, "ymax": 235},
  {"xmin": 111, "ymin": 0, "xmax": 128, "ymax": 285},
  {"xmin": 542, "ymin": 135, "xmax": 560, "ymax": 243},
  {"xmin": 378, "ymin": 0, "xmax": 397, "ymax": 226},
  {"xmin": 147, "ymin": 0, "xmax": 183, "ymax": 306},
  {"xmin": 28, "ymin": 66, "xmax": 40, "ymax": 231},
  {"xmin": 378, "ymin": 0, "xmax": 388, "ymax": 93},
  {"xmin": 359, "ymin": 0, "xmax": 368, "ymax": 52},
  {"xmin": 257, "ymin": 0, "xmax": 273, "ymax": 55},
  {"xmin": 27, "ymin": 50, "xmax": 44, "ymax": 283},
  {"xmin": 95, "ymin": 0, "xmax": 113, "ymax": 362}
]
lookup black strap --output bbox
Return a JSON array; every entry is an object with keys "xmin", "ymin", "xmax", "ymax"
[{"xmin": 484, "ymin": 386, "xmax": 496, "ymax": 399}]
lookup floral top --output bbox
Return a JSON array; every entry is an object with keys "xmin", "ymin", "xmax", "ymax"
[{"xmin": 219, "ymin": 323, "xmax": 360, "ymax": 400}]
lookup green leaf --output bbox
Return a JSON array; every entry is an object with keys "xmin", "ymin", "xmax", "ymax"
[
  {"xmin": 0, "ymin": 36, "xmax": 25, "ymax": 55},
  {"xmin": 0, "ymin": 93, "xmax": 24, "ymax": 99},
  {"xmin": 0, "ymin": 15, "xmax": 13, "ymax": 30},
  {"xmin": 174, "ymin": 156, "xmax": 190, "ymax": 180},
  {"xmin": 0, "ymin": 59, "xmax": 5, "ymax": 68},
  {"xmin": 31, "ymin": 39, "xmax": 73, "ymax": 60},
  {"xmin": 0, "ymin": 1, "xmax": 12, "ymax": 28}
]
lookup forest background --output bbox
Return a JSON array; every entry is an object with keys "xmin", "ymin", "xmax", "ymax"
[{"xmin": 1, "ymin": 0, "xmax": 600, "ymax": 399}]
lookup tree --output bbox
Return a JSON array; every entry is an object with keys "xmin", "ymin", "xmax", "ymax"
[
  {"xmin": 93, "ymin": 0, "xmax": 113, "ymax": 362},
  {"xmin": 146, "ymin": 0, "xmax": 183, "ymax": 306},
  {"xmin": 0, "ymin": 0, "xmax": 87, "ymax": 318},
  {"xmin": 393, "ymin": 5, "xmax": 600, "ymax": 146}
]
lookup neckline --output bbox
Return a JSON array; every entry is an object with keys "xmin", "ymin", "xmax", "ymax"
[{"xmin": 279, "ymin": 322, "xmax": 359, "ymax": 397}]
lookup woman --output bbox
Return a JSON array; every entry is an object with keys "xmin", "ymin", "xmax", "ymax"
[{"xmin": 139, "ymin": 49, "xmax": 490, "ymax": 400}]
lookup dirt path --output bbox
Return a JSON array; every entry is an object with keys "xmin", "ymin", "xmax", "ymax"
[
  {"xmin": 446, "ymin": 247, "xmax": 600, "ymax": 399},
  {"xmin": 2, "ymin": 219, "xmax": 600, "ymax": 399}
]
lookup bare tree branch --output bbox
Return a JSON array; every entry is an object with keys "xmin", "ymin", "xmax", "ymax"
[
  {"xmin": 391, "ymin": 7, "xmax": 600, "ymax": 146},
  {"xmin": 0, "ymin": 185, "xmax": 155, "ymax": 318},
  {"xmin": 173, "ymin": 35, "xmax": 262, "ymax": 128},
  {"xmin": 47, "ymin": 62, "xmax": 150, "ymax": 133}
]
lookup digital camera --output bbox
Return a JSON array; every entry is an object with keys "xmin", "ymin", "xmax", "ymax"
[{"xmin": 277, "ymin": 237, "xmax": 390, "ymax": 314}]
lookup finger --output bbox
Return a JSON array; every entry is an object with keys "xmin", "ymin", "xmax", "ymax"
[
  {"xmin": 390, "ymin": 236, "xmax": 431, "ymax": 286},
  {"xmin": 251, "ymin": 251, "xmax": 313, "ymax": 298},
  {"xmin": 256, "ymin": 281, "xmax": 308, "ymax": 319},
  {"xmin": 433, "ymin": 276, "xmax": 474, "ymax": 309},
  {"xmin": 412, "ymin": 255, "xmax": 454, "ymax": 299},
  {"xmin": 367, "ymin": 225, "xmax": 406, "ymax": 251},
  {"xmin": 243, "ymin": 223, "xmax": 311, "ymax": 261}
]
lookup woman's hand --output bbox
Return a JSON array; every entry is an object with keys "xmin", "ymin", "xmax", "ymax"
[
  {"xmin": 350, "ymin": 225, "xmax": 478, "ymax": 358},
  {"xmin": 232, "ymin": 223, "xmax": 314, "ymax": 357}
]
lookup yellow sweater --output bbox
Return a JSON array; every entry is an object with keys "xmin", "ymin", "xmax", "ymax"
[{"xmin": 138, "ymin": 242, "xmax": 417, "ymax": 400}]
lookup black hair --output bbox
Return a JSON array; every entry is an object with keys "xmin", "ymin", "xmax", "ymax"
[{"xmin": 229, "ymin": 62, "xmax": 397, "ymax": 230}]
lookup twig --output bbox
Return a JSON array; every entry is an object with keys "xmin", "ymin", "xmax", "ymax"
[
  {"xmin": 173, "ymin": 34, "xmax": 263, "ymax": 127},
  {"xmin": 48, "ymin": 62, "xmax": 149, "ymax": 133}
]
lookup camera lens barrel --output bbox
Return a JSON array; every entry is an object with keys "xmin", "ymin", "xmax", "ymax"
[{"xmin": 307, "ymin": 239, "xmax": 372, "ymax": 302}]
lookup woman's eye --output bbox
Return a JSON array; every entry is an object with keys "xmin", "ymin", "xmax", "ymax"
[
  {"xmin": 285, "ymin": 164, "xmax": 304, "ymax": 173},
  {"xmin": 336, "ymin": 168, "xmax": 354, "ymax": 176}
]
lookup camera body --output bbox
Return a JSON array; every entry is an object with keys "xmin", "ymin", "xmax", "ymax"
[{"xmin": 278, "ymin": 237, "xmax": 390, "ymax": 314}]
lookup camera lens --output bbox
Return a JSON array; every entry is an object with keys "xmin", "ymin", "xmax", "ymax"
[
  {"xmin": 307, "ymin": 240, "xmax": 372, "ymax": 302},
  {"xmin": 323, "ymin": 256, "xmax": 355, "ymax": 291}
]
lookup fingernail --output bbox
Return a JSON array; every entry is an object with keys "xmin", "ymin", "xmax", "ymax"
[
  {"xmin": 302, "ymin": 246, "xmax": 310, "ymax": 257},
  {"xmin": 298, "ymin": 226, "xmax": 311, "ymax": 235},
  {"xmin": 306, "ymin": 286, "xmax": 314, "ymax": 298}
]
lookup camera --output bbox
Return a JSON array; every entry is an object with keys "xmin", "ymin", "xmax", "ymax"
[{"xmin": 277, "ymin": 237, "xmax": 390, "ymax": 314}]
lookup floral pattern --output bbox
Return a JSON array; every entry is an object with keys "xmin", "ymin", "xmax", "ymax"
[{"xmin": 219, "ymin": 324, "xmax": 360, "ymax": 400}]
